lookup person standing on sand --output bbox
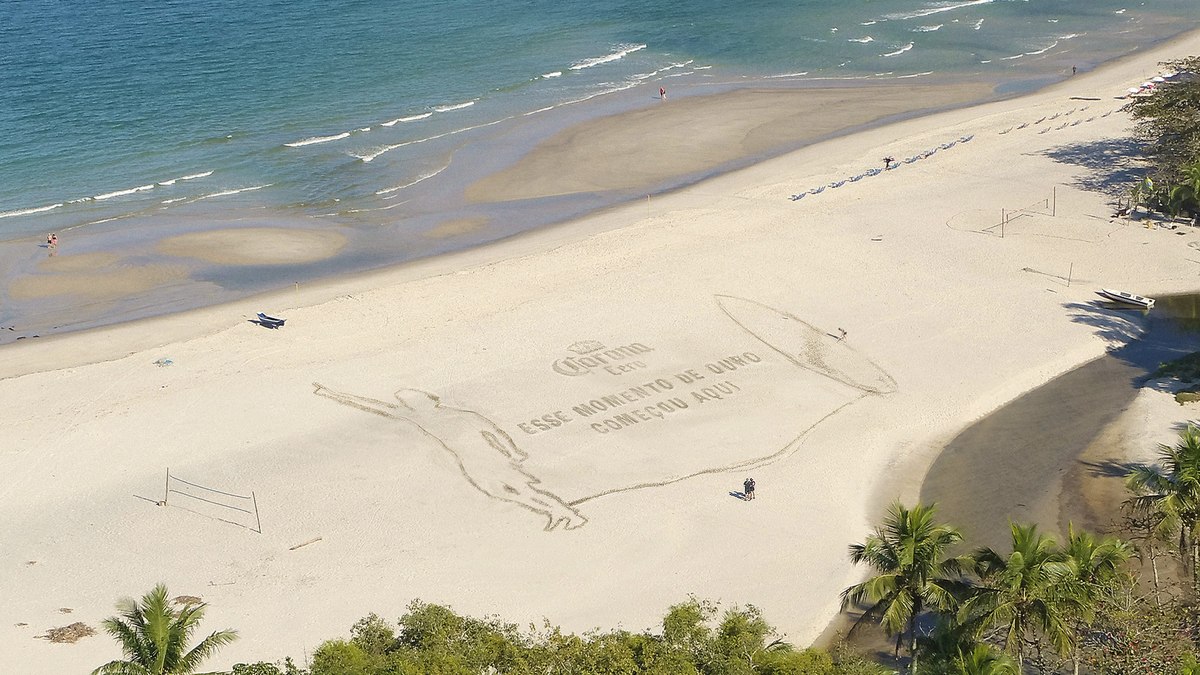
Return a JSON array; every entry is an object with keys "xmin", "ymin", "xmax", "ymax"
[
  {"xmin": 313, "ymin": 382, "xmax": 587, "ymax": 531},
  {"xmin": 743, "ymin": 477, "xmax": 756, "ymax": 501}
]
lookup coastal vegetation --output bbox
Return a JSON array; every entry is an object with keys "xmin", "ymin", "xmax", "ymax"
[
  {"xmin": 842, "ymin": 426, "xmax": 1200, "ymax": 674},
  {"xmin": 93, "ymin": 427, "xmax": 1200, "ymax": 674},
  {"xmin": 91, "ymin": 583, "xmax": 238, "ymax": 675},
  {"xmin": 1128, "ymin": 56, "xmax": 1200, "ymax": 220}
]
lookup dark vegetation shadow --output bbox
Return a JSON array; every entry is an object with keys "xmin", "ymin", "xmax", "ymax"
[
  {"xmin": 1040, "ymin": 136, "xmax": 1145, "ymax": 200},
  {"xmin": 1079, "ymin": 458, "xmax": 1144, "ymax": 478},
  {"xmin": 1064, "ymin": 301, "xmax": 1146, "ymax": 348}
]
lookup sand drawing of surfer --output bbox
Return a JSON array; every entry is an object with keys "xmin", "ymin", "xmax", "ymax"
[{"xmin": 312, "ymin": 383, "xmax": 587, "ymax": 531}]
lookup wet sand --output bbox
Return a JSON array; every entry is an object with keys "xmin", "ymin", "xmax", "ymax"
[
  {"xmin": 919, "ymin": 308, "xmax": 1198, "ymax": 549},
  {"xmin": 466, "ymin": 84, "xmax": 994, "ymax": 203}
]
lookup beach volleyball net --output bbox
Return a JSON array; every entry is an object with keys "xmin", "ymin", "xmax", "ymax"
[
  {"xmin": 947, "ymin": 187, "xmax": 1059, "ymax": 237},
  {"xmin": 161, "ymin": 468, "xmax": 262, "ymax": 533}
]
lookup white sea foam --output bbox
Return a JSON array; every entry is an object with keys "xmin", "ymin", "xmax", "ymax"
[
  {"xmin": 542, "ymin": 71, "xmax": 563, "ymax": 78},
  {"xmin": 895, "ymin": 71, "xmax": 934, "ymax": 78},
  {"xmin": 0, "ymin": 203, "xmax": 63, "ymax": 219},
  {"xmin": 1059, "ymin": 33, "xmax": 1079, "ymax": 40},
  {"xmin": 849, "ymin": 36, "xmax": 875, "ymax": 43},
  {"xmin": 765, "ymin": 71, "xmax": 810, "ymax": 78},
  {"xmin": 979, "ymin": 59, "xmax": 993, "ymax": 63},
  {"xmin": 1048, "ymin": 18, "xmax": 1059, "ymax": 23},
  {"xmin": 432, "ymin": 101, "xmax": 475, "ymax": 113},
  {"xmin": 913, "ymin": 24, "xmax": 943, "ymax": 32},
  {"xmin": 1000, "ymin": 53, "xmax": 1024, "ymax": 60},
  {"xmin": 356, "ymin": 117, "xmax": 510, "ymax": 163},
  {"xmin": 375, "ymin": 165, "xmax": 448, "ymax": 195},
  {"xmin": 886, "ymin": 0, "xmax": 993, "ymax": 21},
  {"xmin": 1115, "ymin": 8, "xmax": 1126, "ymax": 14},
  {"xmin": 524, "ymin": 105, "xmax": 556, "ymax": 116},
  {"xmin": 191, "ymin": 184, "xmax": 270, "ymax": 201},
  {"xmin": 159, "ymin": 170, "xmax": 214, "ymax": 186},
  {"xmin": 882, "ymin": 42, "xmax": 914, "ymax": 57},
  {"xmin": 161, "ymin": 197, "xmax": 189, "ymax": 204},
  {"xmin": 1024, "ymin": 40, "xmax": 1058, "ymax": 56},
  {"xmin": 345, "ymin": 201, "xmax": 410, "ymax": 213},
  {"xmin": 285, "ymin": 132, "xmax": 351, "ymax": 148},
  {"xmin": 861, "ymin": 20, "xmax": 878, "ymax": 26},
  {"xmin": 694, "ymin": 65, "xmax": 712, "ymax": 70},
  {"xmin": 94, "ymin": 184, "xmax": 155, "ymax": 201},
  {"xmin": 569, "ymin": 44, "xmax": 646, "ymax": 71},
  {"xmin": 382, "ymin": 113, "xmax": 433, "ymax": 126}
]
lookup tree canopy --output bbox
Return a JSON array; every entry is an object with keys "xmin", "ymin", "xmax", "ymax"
[{"xmin": 1127, "ymin": 56, "xmax": 1200, "ymax": 218}]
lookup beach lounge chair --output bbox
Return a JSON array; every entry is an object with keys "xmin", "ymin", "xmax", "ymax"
[
  {"xmin": 1016, "ymin": 123, "xmax": 1028, "ymax": 129},
  {"xmin": 960, "ymin": 135, "xmax": 973, "ymax": 142},
  {"xmin": 256, "ymin": 312, "xmax": 286, "ymax": 328},
  {"xmin": 999, "ymin": 128, "xmax": 1011, "ymax": 135},
  {"xmin": 809, "ymin": 186, "xmax": 825, "ymax": 195},
  {"xmin": 1035, "ymin": 116, "xmax": 1046, "ymax": 124},
  {"xmin": 790, "ymin": 193, "xmax": 807, "ymax": 201},
  {"xmin": 829, "ymin": 181, "xmax": 845, "ymax": 188},
  {"xmin": 848, "ymin": 174, "xmax": 863, "ymax": 182}
]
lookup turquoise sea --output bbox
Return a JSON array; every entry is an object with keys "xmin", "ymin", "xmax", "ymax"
[{"xmin": 0, "ymin": 0, "xmax": 1197, "ymax": 334}]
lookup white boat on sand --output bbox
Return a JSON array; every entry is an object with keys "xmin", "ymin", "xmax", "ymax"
[{"xmin": 1096, "ymin": 288, "xmax": 1155, "ymax": 308}]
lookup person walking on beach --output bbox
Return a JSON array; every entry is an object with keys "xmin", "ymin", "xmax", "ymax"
[
  {"xmin": 313, "ymin": 382, "xmax": 587, "ymax": 531},
  {"xmin": 743, "ymin": 477, "xmax": 756, "ymax": 501},
  {"xmin": 659, "ymin": 87, "xmax": 666, "ymax": 100},
  {"xmin": 1072, "ymin": 65, "xmax": 1077, "ymax": 75}
]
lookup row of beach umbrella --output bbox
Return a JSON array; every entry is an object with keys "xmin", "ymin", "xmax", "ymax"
[{"xmin": 789, "ymin": 135, "xmax": 974, "ymax": 201}]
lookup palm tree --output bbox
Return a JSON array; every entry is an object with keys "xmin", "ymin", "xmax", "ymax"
[
  {"xmin": 842, "ymin": 502, "xmax": 966, "ymax": 674},
  {"xmin": 92, "ymin": 584, "xmax": 238, "ymax": 675},
  {"xmin": 955, "ymin": 644, "xmax": 1019, "ymax": 675},
  {"xmin": 1062, "ymin": 525, "xmax": 1133, "ymax": 675},
  {"xmin": 1126, "ymin": 424, "xmax": 1200, "ymax": 592},
  {"xmin": 958, "ymin": 523, "xmax": 1079, "ymax": 674}
]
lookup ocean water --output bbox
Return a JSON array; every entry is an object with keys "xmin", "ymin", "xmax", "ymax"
[
  {"xmin": 0, "ymin": 0, "xmax": 1197, "ymax": 240},
  {"xmin": 0, "ymin": 0, "xmax": 1197, "ymax": 341}
]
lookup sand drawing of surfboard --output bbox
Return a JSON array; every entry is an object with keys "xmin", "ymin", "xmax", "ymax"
[{"xmin": 715, "ymin": 294, "xmax": 897, "ymax": 395}]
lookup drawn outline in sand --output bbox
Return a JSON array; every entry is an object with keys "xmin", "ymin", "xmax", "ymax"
[
  {"xmin": 312, "ymin": 384, "xmax": 587, "ymax": 531},
  {"xmin": 313, "ymin": 295, "xmax": 896, "ymax": 528}
]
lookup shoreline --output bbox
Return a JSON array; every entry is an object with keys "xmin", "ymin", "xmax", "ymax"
[
  {"xmin": 9, "ymin": 22, "xmax": 1200, "ymax": 345},
  {"xmin": 3, "ymin": 27, "xmax": 1200, "ymax": 673}
]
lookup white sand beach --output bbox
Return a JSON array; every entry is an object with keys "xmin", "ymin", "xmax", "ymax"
[{"xmin": 3, "ymin": 31, "xmax": 1200, "ymax": 672}]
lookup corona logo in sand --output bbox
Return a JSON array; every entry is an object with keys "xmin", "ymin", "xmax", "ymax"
[
  {"xmin": 551, "ymin": 340, "xmax": 656, "ymax": 377},
  {"xmin": 315, "ymin": 294, "xmax": 896, "ymax": 531}
]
